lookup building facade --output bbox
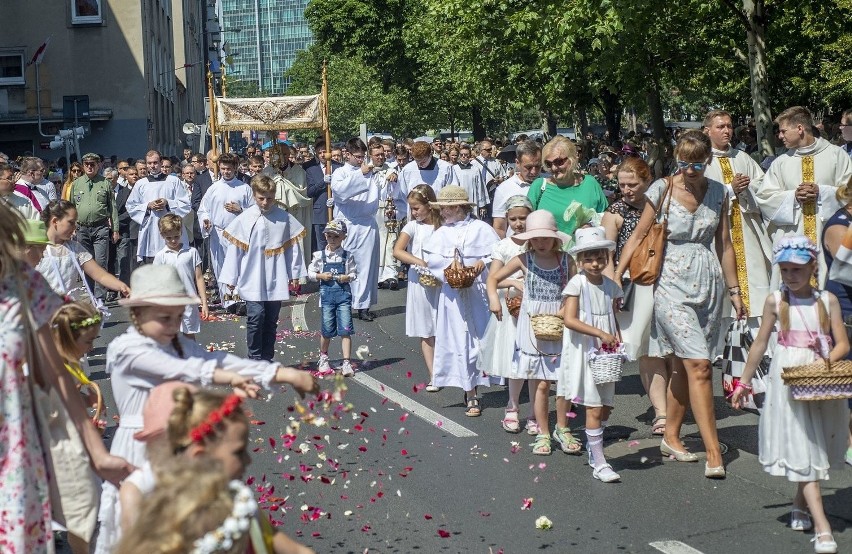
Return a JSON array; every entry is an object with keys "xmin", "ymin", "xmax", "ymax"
[
  {"xmin": 0, "ymin": 0, "xmax": 206, "ymax": 161},
  {"xmin": 215, "ymin": 0, "xmax": 313, "ymax": 96}
]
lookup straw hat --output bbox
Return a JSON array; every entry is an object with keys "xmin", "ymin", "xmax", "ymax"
[
  {"xmin": 512, "ymin": 210, "xmax": 571, "ymax": 246},
  {"xmin": 119, "ymin": 264, "xmax": 200, "ymax": 307},
  {"xmin": 23, "ymin": 220, "xmax": 50, "ymax": 245},
  {"xmin": 134, "ymin": 381, "xmax": 197, "ymax": 442},
  {"xmin": 568, "ymin": 226, "xmax": 616, "ymax": 255},
  {"xmin": 431, "ymin": 185, "xmax": 475, "ymax": 207}
]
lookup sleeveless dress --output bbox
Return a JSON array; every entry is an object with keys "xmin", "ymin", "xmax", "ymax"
[
  {"xmin": 758, "ymin": 291, "xmax": 849, "ymax": 481},
  {"xmin": 609, "ymin": 199, "xmax": 655, "ymax": 360},
  {"xmin": 479, "ymin": 238, "xmax": 526, "ymax": 378},
  {"xmin": 558, "ymin": 274, "xmax": 623, "ymax": 406},
  {"xmin": 822, "ymin": 206, "xmax": 852, "ymax": 361},
  {"xmin": 512, "ymin": 252, "xmax": 570, "ymax": 380},
  {"xmin": 401, "ymin": 220, "xmax": 439, "ymax": 338},
  {"xmin": 646, "ymin": 178, "xmax": 726, "ymax": 360}
]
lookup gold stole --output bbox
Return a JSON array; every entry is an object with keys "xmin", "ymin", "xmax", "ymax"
[
  {"xmin": 801, "ymin": 155, "xmax": 818, "ymax": 286},
  {"xmin": 719, "ymin": 156, "xmax": 750, "ymax": 312}
]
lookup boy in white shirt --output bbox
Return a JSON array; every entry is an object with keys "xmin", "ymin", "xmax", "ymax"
[
  {"xmin": 152, "ymin": 214, "xmax": 207, "ymax": 338},
  {"xmin": 308, "ymin": 219, "xmax": 357, "ymax": 376},
  {"xmin": 219, "ymin": 175, "xmax": 306, "ymax": 360}
]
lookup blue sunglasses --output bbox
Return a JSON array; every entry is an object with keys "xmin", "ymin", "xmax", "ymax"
[{"xmin": 677, "ymin": 161, "xmax": 706, "ymax": 172}]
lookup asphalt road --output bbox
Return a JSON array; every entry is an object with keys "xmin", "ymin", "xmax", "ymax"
[{"xmin": 88, "ymin": 283, "xmax": 852, "ymax": 554}]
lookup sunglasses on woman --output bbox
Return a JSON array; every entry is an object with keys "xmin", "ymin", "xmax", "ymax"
[{"xmin": 676, "ymin": 161, "xmax": 706, "ymax": 172}]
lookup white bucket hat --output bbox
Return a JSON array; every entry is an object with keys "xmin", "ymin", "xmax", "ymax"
[
  {"xmin": 568, "ymin": 226, "xmax": 616, "ymax": 256},
  {"xmin": 119, "ymin": 264, "xmax": 200, "ymax": 307}
]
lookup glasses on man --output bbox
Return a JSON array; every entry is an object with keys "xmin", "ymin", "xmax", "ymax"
[
  {"xmin": 676, "ymin": 161, "xmax": 706, "ymax": 172},
  {"xmin": 83, "ymin": 161, "xmax": 98, "ymax": 167}
]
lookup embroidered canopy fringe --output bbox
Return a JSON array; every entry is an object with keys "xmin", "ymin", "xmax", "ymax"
[{"xmin": 215, "ymin": 95, "xmax": 326, "ymax": 131}]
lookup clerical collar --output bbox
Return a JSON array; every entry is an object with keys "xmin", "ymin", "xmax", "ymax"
[
  {"xmin": 420, "ymin": 157, "xmax": 437, "ymax": 171},
  {"xmin": 457, "ymin": 162, "xmax": 472, "ymax": 169},
  {"xmin": 795, "ymin": 137, "xmax": 820, "ymax": 156},
  {"xmin": 711, "ymin": 146, "xmax": 735, "ymax": 157},
  {"xmin": 148, "ymin": 173, "xmax": 166, "ymax": 181}
]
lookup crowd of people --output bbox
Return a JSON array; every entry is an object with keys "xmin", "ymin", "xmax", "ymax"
[{"xmin": 1, "ymin": 104, "xmax": 852, "ymax": 553}]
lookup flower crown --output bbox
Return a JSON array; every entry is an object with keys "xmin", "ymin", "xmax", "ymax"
[
  {"xmin": 189, "ymin": 394, "xmax": 243, "ymax": 443},
  {"xmin": 69, "ymin": 313, "xmax": 102, "ymax": 330},
  {"xmin": 191, "ymin": 480, "xmax": 258, "ymax": 554}
]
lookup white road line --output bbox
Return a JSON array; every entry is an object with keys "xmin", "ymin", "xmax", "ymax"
[
  {"xmin": 649, "ymin": 541, "xmax": 705, "ymax": 554},
  {"xmin": 290, "ymin": 294, "xmax": 477, "ymax": 438},
  {"xmin": 352, "ymin": 372, "xmax": 478, "ymax": 438}
]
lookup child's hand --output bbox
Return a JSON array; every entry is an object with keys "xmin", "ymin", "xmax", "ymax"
[
  {"xmin": 292, "ymin": 371, "xmax": 321, "ymax": 399},
  {"xmin": 317, "ymin": 272, "xmax": 332, "ymax": 281},
  {"xmin": 488, "ymin": 297, "xmax": 503, "ymax": 321},
  {"xmin": 337, "ymin": 274, "xmax": 350, "ymax": 283},
  {"xmin": 730, "ymin": 387, "xmax": 749, "ymax": 409},
  {"xmin": 472, "ymin": 260, "xmax": 486, "ymax": 276},
  {"xmin": 510, "ymin": 279, "xmax": 524, "ymax": 291},
  {"xmin": 117, "ymin": 282, "xmax": 131, "ymax": 297},
  {"xmin": 201, "ymin": 304, "xmax": 209, "ymax": 320},
  {"xmin": 598, "ymin": 332, "xmax": 618, "ymax": 348},
  {"xmin": 230, "ymin": 375, "xmax": 261, "ymax": 398}
]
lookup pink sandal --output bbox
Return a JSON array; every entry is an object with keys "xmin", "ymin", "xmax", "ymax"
[{"xmin": 502, "ymin": 409, "xmax": 521, "ymax": 433}]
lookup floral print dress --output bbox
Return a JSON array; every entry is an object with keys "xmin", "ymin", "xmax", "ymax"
[
  {"xmin": 0, "ymin": 264, "xmax": 63, "ymax": 553},
  {"xmin": 645, "ymin": 178, "xmax": 727, "ymax": 360}
]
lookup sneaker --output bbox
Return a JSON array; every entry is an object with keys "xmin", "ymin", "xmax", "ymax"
[
  {"xmin": 317, "ymin": 354, "xmax": 332, "ymax": 375},
  {"xmin": 340, "ymin": 359, "xmax": 355, "ymax": 377}
]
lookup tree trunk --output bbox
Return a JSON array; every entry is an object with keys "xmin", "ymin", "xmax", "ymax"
[
  {"xmin": 743, "ymin": 0, "xmax": 773, "ymax": 159},
  {"xmin": 600, "ymin": 88, "xmax": 622, "ymax": 141},
  {"xmin": 577, "ymin": 106, "xmax": 590, "ymax": 137},
  {"xmin": 541, "ymin": 109, "xmax": 557, "ymax": 138},
  {"xmin": 472, "ymin": 105, "xmax": 485, "ymax": 142},
  {"xmin": 646, "ymin": 83, "xmax": 666, "ymax": 140}
]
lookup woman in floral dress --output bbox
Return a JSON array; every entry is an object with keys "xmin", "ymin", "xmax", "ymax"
[{"xmin": 616, "ymin": 131, "xmax": 745, "ymax": 477}]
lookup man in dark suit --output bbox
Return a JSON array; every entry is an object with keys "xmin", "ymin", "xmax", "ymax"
[
  {"xmin": 305, "ymin": 138, "xmax": 342, "ymax": 253},
  {"xmin": 115, "ymin": 165, "xmax": 141, "ymax": 287}
]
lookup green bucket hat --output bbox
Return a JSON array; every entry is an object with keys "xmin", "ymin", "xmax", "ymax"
[{"xmin": 24, "ymin": 220, "xmax": 50, "ymax": 245}]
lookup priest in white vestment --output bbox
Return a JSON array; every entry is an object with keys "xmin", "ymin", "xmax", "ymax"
[
  {"xmin": 368, "ymin": 144, "xmax": 406, "ymax": 287},
  {"xmin": 398, "ymin": 141, "xmax": 453, "ymax": 209},
  {"xmin": 331, "ymin": 139, "xmax": 380, "ymax": 320},
  {"xmin": 126, "ymin": 151, "xmax": 191, "ymax": 262},
  {"xmin": 754, "ymin": 106, "xmax": 852, "ymax": 287}
]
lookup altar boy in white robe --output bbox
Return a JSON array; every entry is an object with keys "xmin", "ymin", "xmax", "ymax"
[
  {"xmin": 126, "ymin": 150, "xmax": 191, "ymax": 263},
  {"xmin": 197, "ymin": 153, "xmax": 255, "ymax": 311},
  {"xmin": 219, "ymin": 174, "xmax": 306, "ymax": 360},
  {"xmin": 330, "ymin": 138, "xmax": 380, "ymax": 321},
  {"xmin": 755, "ymin": 106, "xmax": 852, "ymax": 286},
  {"xmin": 703, "ymin": 109, "xmax": 773, "ymax": 325}
]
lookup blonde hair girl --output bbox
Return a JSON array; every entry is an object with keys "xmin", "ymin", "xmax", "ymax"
[{"xmin": 51, "ymin": 301, "xmax": 104, "ymax": 424}]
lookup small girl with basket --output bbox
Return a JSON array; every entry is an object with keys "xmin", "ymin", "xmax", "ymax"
[
  {"xmin": 423, "ymin": 185, "xmax": 500, "ymax": 416},
  {"xmin": 393, "ymin": 184, "xmax": 441, "ymax": 391},
  {"xmin": 731, "ymin": 236, "xmax": 850, "ymax": 554},
  {"xmin": 482, "ymin": 195, "xmax": 534, "ymax": 433},
  {"xmin": 488, "ymin": 210, "xmax": 575, "ymax": 454},
  {"xmin": 561, "ymin": 227, "xmax": 624, "ymax": 482}
]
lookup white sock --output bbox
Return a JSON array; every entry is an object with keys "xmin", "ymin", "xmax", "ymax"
[{"xmin": 586, "ymin": 427, "xmax": 606, "ymax": 469}]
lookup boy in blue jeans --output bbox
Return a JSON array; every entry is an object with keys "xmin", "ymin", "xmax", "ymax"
[{"xmin": 308, "ymin": 219, "xmax": 357, "ymax": 376}]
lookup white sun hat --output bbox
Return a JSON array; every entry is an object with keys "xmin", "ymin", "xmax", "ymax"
[
  {"xmin": 119, "ymin": 264, "xmax": 200, "ymax": 307},
  {"xmin": 568, "ymin": 226, "xmax": 616, "ymax": 256}
]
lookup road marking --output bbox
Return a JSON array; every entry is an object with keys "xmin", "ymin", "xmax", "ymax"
[
  {"xmin": 649, "ymin": 541, "xmax": 705, "ymax": 554},
  {"xmin": 352, "ymin": 372, "xmax": 478, "ymax": 438},
  {"xmin": 291, "ymin": 293, "xmax": 477, "ymax": 438}
]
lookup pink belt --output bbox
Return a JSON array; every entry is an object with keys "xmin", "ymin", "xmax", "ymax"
[{"xmin": 777, "ymin": 329, "xmax": 832, "ymax": 356}]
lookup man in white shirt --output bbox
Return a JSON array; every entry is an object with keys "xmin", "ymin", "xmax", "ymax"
[
  {"xmin": 398, "ymin": 141, "xmax": 453, "ymax": 204},
  {"xmin": 492, "ymin": 140, "xmax": 542, "ymax": 238},
  {"xmin": 0, "ymin": 162, "xmax": 39, "ymax": 219},
  {"xmin": 755, "ymin": 105, "xmax": 852, "ymax": 286},
  {"xmin": 451, "ymin": 144, "xmax": 488, "ymax": 214}
]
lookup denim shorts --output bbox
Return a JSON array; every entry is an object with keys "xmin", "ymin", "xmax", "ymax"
[{"xmin": 320, "ymin": 285, "xmax": 353, "ymax": 338}]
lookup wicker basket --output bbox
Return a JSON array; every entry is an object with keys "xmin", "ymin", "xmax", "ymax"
[
  {"xmin": 530, "ymin": 313, "xmax": 564, "ymax": 341},
  {"xmin": 444, "ymin": 248, "xmax": 478, "ymax": 289},
  {"xmin": 418, "ymin": 272, "xmax": 439, "ymax": 287},
  {"xmin": 506, "ymin": 294, "xmax": 523, "ymax": 319},
  {"xmin": 589, "ymin": 350, "xmax": 625, "ymax": 384},
  {"xmin": 781, "ymin": 358, "xmax": 852, "ymax": 401}
]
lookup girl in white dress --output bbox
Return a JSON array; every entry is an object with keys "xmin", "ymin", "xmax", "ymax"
[
  {"xmin": 488, "ymin": 210, "xmax": 574, "ymax": 454},
  {"xmin": 423, "ymin": 186, "xmax": 500, "ymax": 417},
  {"xmin": 562, "ymin": 227, "xmax": 623, "ymax": 482},
  {"xmin": 36, "ymin": 200, "xmax": 130, "ymax": 302},
  {"xmin": 393, "ymin": 185, "xmax": 441, "ymax": 390},
  {"xmin": 482, "ymin": 196, "xmax": 533, "ymax": 433},
  {"xmin": 95, "ymin": 264, "xmax": 319, "ymax": 553},
  {"xmin": 731, "ymin": 236, "xmax": 849, "ymax": 554}
]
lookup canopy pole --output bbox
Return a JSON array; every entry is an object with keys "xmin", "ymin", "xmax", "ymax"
[
  {"xmin": 323, "ymin": 60, "xmax": 333, "ymax": 222},
  {"xmin": 222, "ymin": 64, "xmax": 229, "ymax": 153},
  {"xmin": 207, "ymin": 63, "xmax": 219, "ymax": 179}
]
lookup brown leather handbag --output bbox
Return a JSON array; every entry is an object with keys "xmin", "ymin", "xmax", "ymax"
[{"xmin": 628, "ymin": 177, "xmax": 673, "ymax": 285}]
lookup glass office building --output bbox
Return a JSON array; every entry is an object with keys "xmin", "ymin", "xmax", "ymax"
[{"xmin": 218, "ymin": 0, "xmax": 312, "ymax": 95}]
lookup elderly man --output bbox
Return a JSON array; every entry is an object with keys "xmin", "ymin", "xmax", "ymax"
[
  {"xmin": 0, "ymin": 161, "xmax": 39, "ymax": 219},
  {"xmin": 69, "ymin": 152, "xmax": 120, "ymax": 301},
  {"xmin": 14, "ymin": 157, "xmax": 50, "ymax": 211},
  {"xmin": 756, "ymin": 106, "xmax": 852, "ymax": 286},
  {"xmin": 491, "ymin": 140, "xmax": 543, "ymax": 238}
]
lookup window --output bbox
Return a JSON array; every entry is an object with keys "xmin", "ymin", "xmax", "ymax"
[
  {"xmin": 0, "ymin": 49, "xmax": 25, "ymax": 86},
  {"xmin": 72, "ymin": 0, "xmax": 103, "ymax": 24}
]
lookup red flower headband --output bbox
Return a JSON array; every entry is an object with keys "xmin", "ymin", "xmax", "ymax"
[{"xmin": 189, "ymin": 394, "xmax": 243, "ymax": 443}]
